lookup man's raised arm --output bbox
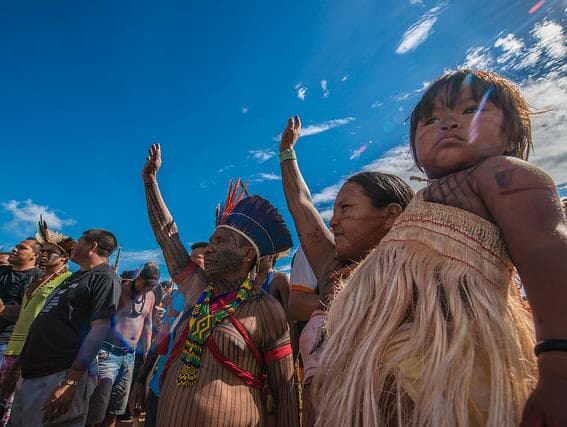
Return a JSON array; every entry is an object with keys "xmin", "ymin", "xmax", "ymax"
[{"xmin": 142, "ymin": 144, "xmax": 192, "ymax": 285}]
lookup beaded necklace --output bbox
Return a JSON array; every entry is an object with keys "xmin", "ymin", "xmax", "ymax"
[
  {"xmin": 129, "ymin": 282, "xmax": 146, "ymax": 316},
  {"xmin": 24, "ymin": 269, "xmax": 65, "ymax": 308},
  {"xmin": 176, "ymin": 278, "xmax": 253, "ymax": 386}
]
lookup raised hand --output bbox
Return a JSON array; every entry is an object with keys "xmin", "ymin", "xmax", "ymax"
[
  {"xmin": 280, "ymin": 115, "xmax": 301, "ymax": 152},
  {"xmin": 142, "ymin": 143, "xmax": 162, "ymax": 181}
]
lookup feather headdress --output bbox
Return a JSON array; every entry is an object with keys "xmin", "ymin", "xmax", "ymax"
[
  {"xmin": 35, "ymin": 215, "xmax": 75, "ymax": 256},
  {"xmin": 215, "ymin": 179, "xmax": 293, "ymax": 258}
]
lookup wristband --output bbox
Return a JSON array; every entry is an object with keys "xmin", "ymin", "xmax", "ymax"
[
  {"xmin": 534, "ymin": 339, "xmax": 567, "ymax": 356},
  {"xmin": 279, "ymin": 149, "xmax": 296, "ymax": 163}
]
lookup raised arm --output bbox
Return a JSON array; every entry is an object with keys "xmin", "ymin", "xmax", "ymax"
[
  {"xmin": 476, "ymin": 156, "xmax": 567, "ymax": 426},
  {"xmin": 142, "ymin": 144, "xmax": 191, "ymax": 282},
  {"xmin": 279, "ymin": 116, "xmax": 335, "ymax": 279}
]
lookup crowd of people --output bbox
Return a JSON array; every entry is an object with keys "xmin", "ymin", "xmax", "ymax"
[{"xmin": 0, "ymin": 68, "xmax": 565, "ymax": 426}]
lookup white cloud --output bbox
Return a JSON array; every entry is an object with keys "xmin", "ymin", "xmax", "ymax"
[
  {"xmin": 295, "ymin": 83, "xmax": 307, "ymax": 100},
  {"xmin": 371, "ymin": 100, "xmax": 383, "ymax": 108},
  {"xmin": 320, "ymin": 80, "xmax": 330, "ymax": 98},
  {"xmin": 301, "ymin": 117, "xmax": 356, "ymax": 137},
  {"xmin": 410, "ymin": 0, "xmax": 423, "ymax": 4},
  {"xmin": 216, "ymin": 164, "xmax": 235, "ymax": 173},
  {"xmin": 312, "ymin": 183, "xmax": 343, "ymax": 206},
  {"xmin": 253, "ymin": 172, "xmax": 281, "ymax": 182},
  {"xmin": 523, "ymin": 70, "xmax": 567, "ymax": 189},
  {"xmin": 395, "ymin": 2, "xmax": 448, "ymax": 55},
  {"xmin": 272, "ymin": 117, "xmax": 356, "ymax": 141},
  {"xmin": 393, "ymin": 80, "xmax": 431, "ymax": 102},
  {"xmin": 341, "ymin": 75, "xmax": 350, "ymax": 82},
  {"xmin": 494, "ymin": 33, "xmax": 525, "ymax": 65},
  {"xmin": 462, "ymin": 46, "xmax": 494, "ymax": 70},
  {"xmin": 2, "ymin": 199, "xmax": 76, "ymax": 236},
  {"xmin": 363, "ymin": 145, "xmax": 426, "ymax": 191},
  {"xmin": 119, "ymin": 249, "xmax": 164, "ymax": 265},
  {"xmin": 319, "ymin": 209, "xmax": 334, "ymax": 221},
  {"xmin": 249, "ymin": 149, "xmax": 276, "ymax": 163},
  {"xmin": 241, "ymin": 106, "xmax": 249, "ymax": 114}
]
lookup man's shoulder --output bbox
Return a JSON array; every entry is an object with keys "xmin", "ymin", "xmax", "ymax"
[{"xmin": 246, "ymin": 288, "xmax": 286, "ymax": 319}]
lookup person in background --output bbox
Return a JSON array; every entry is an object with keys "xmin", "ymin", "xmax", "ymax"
[
  {"xmin": 0, "ymin": 239, "xmax": 42, "ymax": 365},
  {"xmin": 10, "ymin": 229, "xmax": 121, "ymax": 426},
  {"xmin": 0, "ymin": 220, "xmax": 75, "ymax": 426},
  {"xmin": 86, "ymin": 263, "xmax": 157, "ymax": 427},
  {"xmin": 189, "ymin": 242, "xmax": 208, "ymax": 269}
]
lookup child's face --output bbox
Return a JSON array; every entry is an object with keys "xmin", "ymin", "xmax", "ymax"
[{"xmin": 414, "ymin": 87, "xmax": 510, "ymax": 179}]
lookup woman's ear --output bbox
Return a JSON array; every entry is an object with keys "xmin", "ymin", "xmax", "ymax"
[{"xmin": 384, "ymin": 203, "xmax": 403, "ymax": 230}]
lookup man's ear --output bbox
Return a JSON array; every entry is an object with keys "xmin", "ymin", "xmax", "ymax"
[
  {"xmin": 243, "ymin": 246, "xmax": 257, "ymax": 262},
  {"xmin": 89, "ymin": 241, "xmax": 98, "ymax": 254},
  {"xmin": 383, "ymin": 203, "xmax": 403, "ymax": 230}
]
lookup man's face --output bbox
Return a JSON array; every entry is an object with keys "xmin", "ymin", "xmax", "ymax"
[
  {"xmin": 8, "ymin": 240, "xmax": 38, "ymax": 267},
  {"xmin": 70, "ymin": 236, "xmax": 94, "ymax": 264},
  {"xmin": 190, "ymin": 247, "xmax": 206, "ymax": 269},
  {"xmin": 38, "ymin": 243, "xmax": 67, "ymax": 270},
  {"xmin": 203, "ymin": 228, "xmax": 251, "ymax": 279}
]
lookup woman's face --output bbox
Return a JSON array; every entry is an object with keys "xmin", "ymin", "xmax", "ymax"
[{"xmin": 330, "ymin": 182, "xmax": 390, "ymax": 261}]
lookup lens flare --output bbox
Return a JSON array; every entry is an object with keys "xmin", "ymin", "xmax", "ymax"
[
  {"xmin": 528, "ymin": 0, "xmax": 545, "ymax": 14},
  {"xmin": 349, "ymin": 144, "xmax": 368, "ymax": 160},
  {"xmin": 468, "ymin": 87, "xmax": 493, "ymax": 143}
]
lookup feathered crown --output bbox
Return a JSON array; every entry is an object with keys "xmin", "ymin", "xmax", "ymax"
[
  {"xmin": 215, "ymin": 179, "xmax": 293, "ymax": 258},
  {"xmin": 35, "ymin": 215, "xmax": 75, "ymax": 256},
  {"xmin": 215, "ymin": 178, "xmax": 249, "ymax": 227}
]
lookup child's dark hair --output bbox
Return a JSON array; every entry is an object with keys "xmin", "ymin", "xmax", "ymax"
[{"xmin": 409, "ymin": 69, "xmax": 532, "ymax": 168}]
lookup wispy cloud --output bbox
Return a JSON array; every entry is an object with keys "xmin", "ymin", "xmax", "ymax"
[
  {"xmin": 216, "ymin": 164, "xmax": 235, "ymax": 173},
  {"xmin": 320, "ymin": 80, "xmax": 329, "ymax": 98},
  {"xmin": 312, "ymin": 183, "xmax": 343, "ymax": 206},
  {"xmin": 371, "ymin": 100, "xmax": 383, "ymax": 108},
  {"xmin": 395, "ymin": 2, "xmax": 448, "ymax": 55},
  {"xmin": 249, "ymin": 149, "xmax": 276, "ymax": 163},
  {"xmin": 393, "ymin": 80, "xmax": 431, "ymax": 102},
  {"xmin": 119, "ymin": 249, "xmax": 164, "ymax": 265},
  {"xmin": 318, "ymin": 209, "xmax": 334, "ymax": 221},
  {"xmin": 272, "ymin": 117, "xmax": 356, "ymax": 141},
  {"xmin": 250, "ymin": 172, "xmax": 281, "ymax": 183},
  {"xmin": 524, "ymin": 69, "xmax": 567, "ymax": 189},
  {"xmin": 2, "ymin": 199, "xmax": 76, "ymax": 236},
  {"xmin": 301, "ymin": 117, "xmax": 356, "ymax": 137},
  {"xmin": 462, "ymin": 46, "xmax": 494, "ymax": 70},
  {"xmin": 341, "ymin": 75, "xmax": 350, "ymax": 82},
  {"xmin": 295, "ymin": 83, "xmax": 307, "ymax": 101},
  {"xmin": 241, "ymin": 106, "xmax": 249, "ymax": 114},
  {"xmin": 494, "ymin": 33, "xmax": 525, "ymax": 65}
]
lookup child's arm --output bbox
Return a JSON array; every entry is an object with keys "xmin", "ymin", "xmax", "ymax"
[{"xmin": 476, "ymin": 156, "xmax": 567, "ymax": 425}]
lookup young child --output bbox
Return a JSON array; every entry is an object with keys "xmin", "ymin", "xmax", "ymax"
[{"xmin": 313, "ymin": 70, "xmax": 567, "ymax": 426}]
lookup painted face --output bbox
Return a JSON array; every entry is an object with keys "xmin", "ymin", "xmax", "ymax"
[
  {"xmin": 190, "ymin": 247, "xmax": 206, "ymax": 269},
  {"xmin": 38, "ymin": 243, "xmax": 66, "ymax": 270},
  {"xmin": 203, "ymin": 228, "xmax": 248, "ymax": 278},
  {"xmin": 8, "ymin": 240, "xmax": 38, "ymax": 267},
  {"xmin": 330, "ymin": 182, "xmax": 390, "ymax": 261},
  {"xmin": 414, "ymin": 86, "xmax": 508, "ymax": 179}
]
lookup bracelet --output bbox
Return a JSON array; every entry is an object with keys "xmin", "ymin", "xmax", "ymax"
[
  {"xmin": 279, "ymin": 149, "xmax": 296, "ymax": 163},
  {"xmin": 534, "ymin": 339, "xmax": 567, "ymax": 356}
]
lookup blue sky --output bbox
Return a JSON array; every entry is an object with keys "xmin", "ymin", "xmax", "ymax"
[{"xmin": 1, "ymin": 0, "xmax": 566, "ymax": 277}]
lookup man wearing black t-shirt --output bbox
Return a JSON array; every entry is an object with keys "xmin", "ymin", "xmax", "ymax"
[
  {"xmin": 10, "ymin": 229, "xmax": 121, "ymax": 427},
  {"xmin": 0, "ymin": 239, "xmax": 42, "ymax": 363}
]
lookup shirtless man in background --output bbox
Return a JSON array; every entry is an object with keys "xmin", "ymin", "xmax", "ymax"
[{"xmin": 87, "ymin": 263, "xmax": 157, "ymax": 427}]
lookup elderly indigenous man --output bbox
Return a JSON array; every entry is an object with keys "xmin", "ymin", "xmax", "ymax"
[
  {"xmin": 87, "ymin": 263, "xmax": 157, "ymax": 427},
  {"xmin": 143, "ymin": 144, "xmax": 299, "ymax": 427},
  {"xmin": 0, "ymin": 239, "xmax": 42, "ymax": 363},
  {"xmin": 0, "ymin": 220, "xmax": 75, "ymax": 426},
  {"xmin": 10, "ymin": 229, "xmax": 121, "ymax": 427}
]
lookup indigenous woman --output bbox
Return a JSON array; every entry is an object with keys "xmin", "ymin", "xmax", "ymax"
[{"xmin": 279, "ymin": 116, "xmax": 414, "ymax": 425}]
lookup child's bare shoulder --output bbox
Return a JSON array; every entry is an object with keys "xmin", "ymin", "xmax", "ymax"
[{"xmin": 473, "ymin": 156, "xmax": 556, "ymax": 199}]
